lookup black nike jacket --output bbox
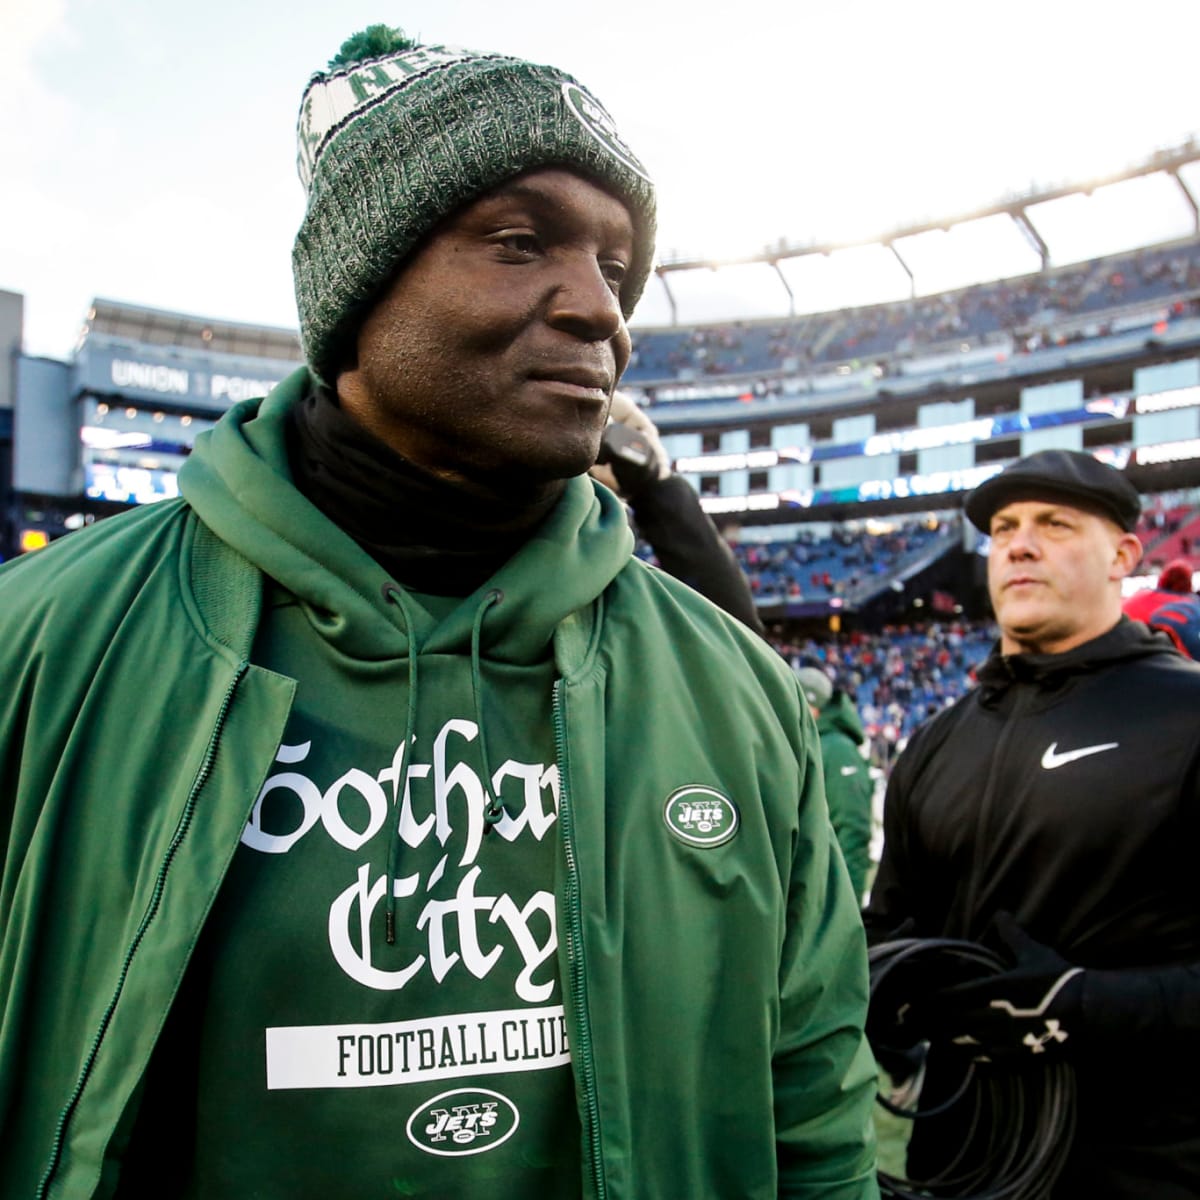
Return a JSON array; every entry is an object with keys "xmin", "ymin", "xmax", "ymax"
[{"xmin": 866, "ymin": 616, "xmax": 1200, "ymax": 1198}]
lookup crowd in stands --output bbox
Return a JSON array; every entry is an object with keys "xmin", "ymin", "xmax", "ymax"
[
  {"xmin": 769, "ymin": 620, "xmax": 997, "ymax": 767},
  {"xmin": 731, "ymin": 518, "xmax": 954, "ymax": 603},
  {"xmin": 634, "ymin": 515, "xmax": 957, "ymax": 605},
  {"xmin": 626, "ymin": 237, "xmax": 1200, "ymax": 386},
  {"xmin": 632, "ymin": 514, "xmax": 986, "ymax": 757}
]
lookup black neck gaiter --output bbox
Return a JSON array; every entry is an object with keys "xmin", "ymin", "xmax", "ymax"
[{"xmin": 285, "ymin": 386, "xmax": 563, "ymax": 596}]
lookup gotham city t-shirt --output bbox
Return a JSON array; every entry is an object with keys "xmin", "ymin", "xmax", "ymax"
[{"xmin": 117, "ymin": 584, "xmax": 582, "ymax": 1197}]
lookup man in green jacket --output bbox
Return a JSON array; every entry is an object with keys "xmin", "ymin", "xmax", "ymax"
[
  {"xmin": 0, "ymin": 25, "xmax": 878, "ymax": 1199},
  {"xmin": 796, "ymin": 668, "xmax": 875, "ymax": 905}
]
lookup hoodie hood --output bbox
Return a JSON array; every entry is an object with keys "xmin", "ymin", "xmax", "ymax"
[
  {"xmin": 816, "ymin": 690, "xmax": 865, "ymax": 746},
  {"xmin": 178, "ymin": 367, "xmax": 634, "ymax": 664},
  {"xmin": 976, "ymin": 615, "xmax": 1179, "ymax": 702}
]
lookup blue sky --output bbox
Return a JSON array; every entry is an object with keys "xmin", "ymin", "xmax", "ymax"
[{"xmin": 3, "ymin": 0, "xmax": 1198, "ymax": 357}]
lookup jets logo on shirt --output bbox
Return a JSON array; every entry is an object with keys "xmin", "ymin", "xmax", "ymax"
[
  {"xmin": 663, "ymin": 786, "xmax": 740, "ymax": 847},
  {"xmin": 406, "ymin": 1088, "xmax": 520, "ymax": 1156}
]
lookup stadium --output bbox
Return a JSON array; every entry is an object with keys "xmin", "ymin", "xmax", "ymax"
[
  {"xmin": 5, "ymin": 141, "xmax": 1200, "ymax": 735},
  {"xmin": 4, "ymin": 11, "xmax": 1200, "ymax": 1193}
]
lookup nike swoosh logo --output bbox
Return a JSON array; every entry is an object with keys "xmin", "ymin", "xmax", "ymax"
[
  {"xmin": 1041, "ymin": 741, "xmax": 1119, "ymax": 769},
  {"xmin": 839, "ymin": 765, "xmax": 859, "ymax": 776}
]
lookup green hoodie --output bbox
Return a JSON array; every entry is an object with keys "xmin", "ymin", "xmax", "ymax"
[
  {"xmin": 815, "ymin": 693, "xmax": 874, "ymax": 905},
  {"xmin": 0, "ymin": 369, "xmax": 878, "ymax": 1199}
]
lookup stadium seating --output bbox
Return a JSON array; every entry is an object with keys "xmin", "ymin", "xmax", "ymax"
[
  {"xmin": 626, "ymin": 238, "xmax": 1200, "ymax": 387},
  {"xmin": 634, "ymin": 516, "xmax": 956, "ymax": 608},
  {"xmin": 732, "ymin": 520, "xmax": 953, "ymax": 605},
  {"xmin": 769, "ymin": 620, "xmax": 998, "ymax": 754},
  {"xmin": 1143, "ymin": 514, "xmax": 1200, "ymax": 569}
]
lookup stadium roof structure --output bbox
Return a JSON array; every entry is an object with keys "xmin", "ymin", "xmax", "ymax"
[
  {"xmin": 641, "ymin": 139, "xmax": 1200, "ymax": 327},
  {"xmin": 77, "ymin": 298, "xmax": 304, "ymax": 362}
]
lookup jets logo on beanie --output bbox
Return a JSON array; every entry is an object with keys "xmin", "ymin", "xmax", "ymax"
[{"xmin": 292, "ymin": 24, "xmax": 658, "ymax": 384}]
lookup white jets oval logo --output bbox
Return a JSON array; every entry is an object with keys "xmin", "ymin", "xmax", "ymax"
[
  {"xmin": 561, "ymin": 82, "xmax": 652, "ymax": 182},
  {"xmin": 406, "ymin": 1087, "xmax": 520, "ymax": 1157},
  {"xmin": 663, "ymin": 786, "xmax": 740, "ymax": 847}
]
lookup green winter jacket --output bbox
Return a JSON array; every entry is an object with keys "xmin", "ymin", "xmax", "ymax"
[
  {"xmin": 815, "ymin": 694, "xmax": 874, "ymax": 906},
  {"xmin": 0, "ymin": 369, "xmax": 878, "ymax": 1199}
]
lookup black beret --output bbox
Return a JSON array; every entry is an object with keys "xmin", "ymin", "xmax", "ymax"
[{"xmin": 965, "ymin": 449, "xmax": 1142, "ymax": 533}]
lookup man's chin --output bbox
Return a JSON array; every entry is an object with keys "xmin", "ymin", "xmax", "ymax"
[
  {"xmin": 1000, "ymin": 611, "xmax": 1082, "ymax": 655},
  {"xmin": 513, "ymin": 441, "xmax": 604, "ymax": 486},
  {"xmin": 997, "ymin": 603, "xmax": 1049, "ymax": 643}
]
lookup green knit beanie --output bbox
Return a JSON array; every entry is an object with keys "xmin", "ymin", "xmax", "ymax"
[{"xmin": 293, "ymin": 25, "xmax": 658, "ymax": 384}]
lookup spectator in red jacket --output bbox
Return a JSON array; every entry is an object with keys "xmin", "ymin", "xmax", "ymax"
[{"xmin": 1122, "ymin": 557, "xmax": 1200, "ymax": 659}]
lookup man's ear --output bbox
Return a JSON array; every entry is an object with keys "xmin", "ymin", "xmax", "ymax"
[
  {"xmin": 333, "ymin": 339, "xmax": 363, "ymax": 406},
  {"xmin": 1111, "ymin": 532, "xmax": 1143, "ymax": 580}
]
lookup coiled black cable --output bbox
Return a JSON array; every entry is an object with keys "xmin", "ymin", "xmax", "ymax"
[{"xmin": 867, "ymin": 937, "xmax": 1077, "ymax": 1200}]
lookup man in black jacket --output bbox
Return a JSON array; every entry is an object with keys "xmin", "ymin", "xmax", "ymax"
[
  {"xmin": 865, "ymin": 449, "xmax": 1200, "ymax": 1198},
  {"xmin": 590, "ymin": 391, "xmax": 765, "ymax": 634}
]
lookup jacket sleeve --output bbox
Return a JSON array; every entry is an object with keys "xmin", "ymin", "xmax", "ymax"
[
  {"xmin": 1082, "ymin": 740, "xmax": 1200, "ymax": 1049},
  {"xmin": 0, "ymin": 556, "xmax": 49, "ymax": 918},
  {"xmin": 627, "ymin": 474, "xmax": 766, "ymax": 636},
  {"xmin": 774, "ymin": 699, "xmax": 881, "ymax": 1198},
  {"xmin": 858, "ymin": 705, "xmax": 960, "ymax": 944},
  {"xmin": 820, "ymin": 737, "xmax": 873, "ymax": 906},
  {"xmin": 1082, "ymin": 962, "xmax": 1200, "ymax": 1052}
]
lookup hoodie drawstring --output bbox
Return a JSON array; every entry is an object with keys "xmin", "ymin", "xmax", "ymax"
[
  {"xmin": 472, "ymin": 589, "xmax": 505, "ymax": 833},
  {"xmin": 381, "ymin": 581, "xmax": 420, "ymax": 945},
  {"xmin": 379, "ymin": 582, "xmax": 505, "ymax": 943}
]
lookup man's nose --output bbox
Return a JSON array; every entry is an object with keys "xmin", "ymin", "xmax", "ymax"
[
  {"xmin": 546, "ymin": 255, "xmax": 624, "ymax": 342},
  {"xmin": 1006, "ymin": 525, "xmax": 1040, "ymax": 557}
]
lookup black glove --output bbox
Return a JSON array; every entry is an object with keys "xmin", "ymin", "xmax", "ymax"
[
  {"xmin": 910, "ymin": 913, "xmax": 1084, "ymax": 1062},
  {"xmin": 597, "ymin": 421, "xmax": 661, "ymax": 497}
]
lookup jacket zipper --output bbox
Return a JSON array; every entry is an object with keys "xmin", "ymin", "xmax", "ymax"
[
  {"xmin": 37, "ymin": 663, "xmax": 248, "ymax": 1200},
  {"xmin": 960, "ymin": 674, "xmax": 1033, "ymax": 933},
  {"xmin": 553, "ymin": 679, "xmax": 606, "ymax": 1200}
]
